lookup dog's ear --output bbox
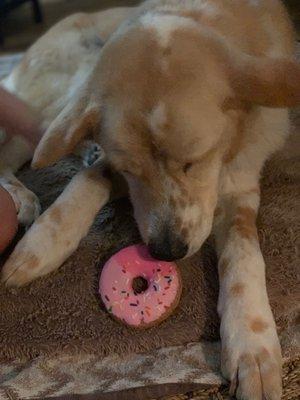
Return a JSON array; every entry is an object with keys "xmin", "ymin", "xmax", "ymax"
[
  {"xmin": 32, "ymin": 88, "xmax": 101, "ymax": 169},
  {"xmin": 229, "ymin": 52, "xmax": 300, "ymax": 108}
]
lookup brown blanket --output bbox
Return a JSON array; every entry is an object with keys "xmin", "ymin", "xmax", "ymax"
[
  {"xmin": 0, "ymin": 131, "xmax": 299, "ymax": 399},
  {"xmin": 0, "ymin": 111, "xmax": 299, "ymax": 360}
]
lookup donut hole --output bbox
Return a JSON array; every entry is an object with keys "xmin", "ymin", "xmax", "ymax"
[{"xmin": 132, "ymin": 276, "xmax": 149, "ymax": 294}]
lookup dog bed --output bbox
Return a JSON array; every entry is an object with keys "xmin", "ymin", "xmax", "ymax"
[{"xmin": 0, "ymin": 62, "xmax": 299, "ymax": 400}]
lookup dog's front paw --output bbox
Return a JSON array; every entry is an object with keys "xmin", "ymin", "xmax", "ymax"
[
  {"xmin": 76, "ymin": 140, "xmax": 102, "ymax": 167},
  {"xmin": 1, "ymin": 225, "xmax": 73, "ymax": 288},
  {"xmin": 1, "ymin": 202, "xmax": 82, "ymax": 287},
  {"xmin": 1, "ymin": 180, "xmax": 41, "ymax": 226},
  {"xmin": 2, "ymin": 216, "xmax": 63, "ymax": 287},
  {"xmin": 1, "ymin": 247, "xmax": 42, "ymax": 287},
  {"xmin": 221, "ymin": 317, "xmax": 282, "ymax": 400},
  {"xmin": 1, "ymin": 236, "xmax": 69, "ymax": 288}
]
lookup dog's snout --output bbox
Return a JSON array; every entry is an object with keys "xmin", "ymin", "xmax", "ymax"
[{"xmin": 148, "ymin": 230, "xmax": 188, "ymax": 261}]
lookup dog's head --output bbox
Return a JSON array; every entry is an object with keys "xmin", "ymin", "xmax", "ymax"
[
  {"xmin": 33, "ymin": 14, "xmax": 300, "ymax": 260},
  {"xmin": 98, "ymin": 20, "xmax": 229, "ymax": 260}
]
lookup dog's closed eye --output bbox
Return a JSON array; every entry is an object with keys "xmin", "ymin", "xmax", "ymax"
[
  {"xmin": 120, "ymin": 166, "xmax": 140, "ymax": 177},
  {"xmin": 121, "ymin": 169, "xmax": 132, "ymax": 176},
  {"xmin": 183, "ymin": 162, "xmax": 193, "ymax": 174}
]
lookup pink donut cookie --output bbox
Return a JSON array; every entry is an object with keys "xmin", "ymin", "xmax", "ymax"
[{"xmin": 99, "ymin": 244, "xmax": 182, "ymax": 329}]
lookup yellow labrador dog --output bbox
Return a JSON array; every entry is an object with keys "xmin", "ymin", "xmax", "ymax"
[{"xmin": 1, "ymin": 1, "xmax": 300, "ymax": 398}]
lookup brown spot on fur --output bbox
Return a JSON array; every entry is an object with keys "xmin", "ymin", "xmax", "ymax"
[
  {"xmin": 219, "ymin": 258, "xmax": 230, "ymax": 279},
  {"xmin": 234, "ymin": 207, "xmax": 258, "ymax": 240},
  {"xmin": 230, "ymin": 282, "xmax": 245, "ymax": 297},
  {"xmin": 49, "ymin": 207, "xmax": 62, "ymax": 224},
  {"xmin": 250, "ymin": 317, "xmax": 269, "ymax": 333}
]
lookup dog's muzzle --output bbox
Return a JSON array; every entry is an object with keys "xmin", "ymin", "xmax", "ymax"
[{"xmin": 148, "ymin": 227, "xmax": 188, "ymax": 261}]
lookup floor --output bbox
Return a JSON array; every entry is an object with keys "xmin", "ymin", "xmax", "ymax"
[{"xmin": 0, "ymin": 0, "xmax": 300, "ymax": 54}]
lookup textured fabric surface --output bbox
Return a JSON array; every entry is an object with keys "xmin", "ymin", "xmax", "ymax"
[{"xmin": 0, "ymin": 116, "xmax": 299, "ymax": 364}]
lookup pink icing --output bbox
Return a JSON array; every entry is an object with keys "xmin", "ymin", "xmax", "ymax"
[{"xmin": 99, "ymin": 244, "xmax": 181, "ymax": 327}]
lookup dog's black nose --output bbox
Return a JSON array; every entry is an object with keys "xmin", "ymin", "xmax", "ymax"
[{"xmin": 148, "ymin": 233, "xmax": 188, "ymax": 261}]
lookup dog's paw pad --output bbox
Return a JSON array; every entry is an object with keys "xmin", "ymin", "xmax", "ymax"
[
  {"xmin": 77, "ymin": 140, "xmax": 103, "ymax": 167},
  {"xmin": 83, "ymin": 144, "xmax": 102, "ymax": 167}
]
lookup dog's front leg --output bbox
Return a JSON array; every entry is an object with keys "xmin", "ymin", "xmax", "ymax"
[
  {"xmin": 214, "ymin": 189, "xmax": 282, "ymax": 400},
  {"xmin": 1, "ymin": 165, "xmax": 111, "ymax": 287}
]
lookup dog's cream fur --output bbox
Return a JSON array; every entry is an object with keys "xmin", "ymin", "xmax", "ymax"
[{"xmin": 1, "ymin": 1, "xmax": 300, "ymax": 398}]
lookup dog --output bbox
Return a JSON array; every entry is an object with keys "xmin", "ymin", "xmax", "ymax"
[{"xmin": 1, "ymin": 1, "xmax": 300, "ymax": 398}]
